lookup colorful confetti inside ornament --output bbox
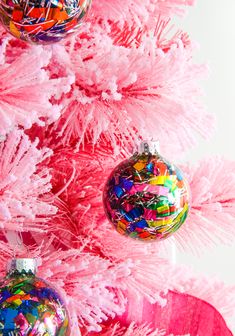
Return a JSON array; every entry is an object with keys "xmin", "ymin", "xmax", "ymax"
[
  {"xmin": 103, "ymin": 141, "xmax": 190, "ymax": 241},
  {"xmin": 0, "ymin": 258, "xmax": 70, "ymax": 335},
  {"xmin": 0, "ymin": 0, "xmax": 91, "ymax": 43}
]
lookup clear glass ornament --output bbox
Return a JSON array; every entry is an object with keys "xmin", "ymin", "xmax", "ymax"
[
  {"xmin": 103, "ymin": 141, "xmax": 190, "ymax": 241},
  {"xmin": 0, "ymin": 0, "xmax": 91, "ymax": 44}
]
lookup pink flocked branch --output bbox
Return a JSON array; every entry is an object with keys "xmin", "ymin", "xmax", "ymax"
[
  {"xmin": 48, "ymin": 21, "xmax": 213, "ymax": 158},
  {"xmin": 0, "ymin": 44, "xmax": 73, "ymax": 137},
  {"xmin": 88, "ymin": 323, "xmax": 167, "ymax": 336},
  {"xmin": 174, "ymin": 157, "xmax": 235, "ymax": 252},
  {"xmin": 0, "ymin": 8, "xmax": 212, "ymax": 158},
  {"xmin": 0, "ymin": 129, "xmax": 57, "ymax": 231},
  {"xmin": 91, "ymin": 0, "xmax": 195, "ymax": 28}
]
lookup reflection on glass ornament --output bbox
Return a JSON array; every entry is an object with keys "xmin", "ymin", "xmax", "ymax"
[
  {"xmin": 0, "ymin": 0, "xmax": 91, "ymax": 43},
  {"xmin": 103, "ymin": 141, "xmax": 190, "ymax": 241},
  {"xmin": 0, "ymin": 258, "xmax": 70, "ymax": 335}
]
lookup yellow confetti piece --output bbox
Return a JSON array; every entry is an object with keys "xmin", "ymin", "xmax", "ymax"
[
  {"xmin": 176, "ymin": 203, "xmax": 188, "ymax": 220},
  {"xmin": 117, "ymin": 221, "xmax": 126, "ymax": 230},
  {"xmin": 18, "ymin": 290, "xmax": 25, "ymax": 295},
  {"xmin": 117, "ymin": 226, "xmax": 126, "ymax": 235},
  {"xmin": 133, "ymin": 161, "xmax": 146, "ymax": 171},
  {"xmin": 171, "ymin": 184, "xmax": 177, "ymax": 192},
  {"xmin": 62, "ymin": 319, "xmax": 69, "ymax": 327},
  {"xmin": 117, "ymin": 221, "xmax": 127, "ymax": 235},
  {"xmin": 10, "ymin": 21, "xmax": 21, "ymax": 38},
  {"xmin": 157, "ymin": 205, "xmax": 169, "ymax": 213},
  {"xmin": 38, "ymin": 304, "xmax": 47, "ymax": 312},
  {"xmin": 13, "ymin": 299, "xmax": 22, "ymax": 306},
  {"xmin": 149, "ymin": 176, "xmax": 167, "ymax": 185},
  {"xmin": 158, "ymin": 226, "xmax": 170, "ymax": 233},
  {"xmin": 148, "ymin": 218, "xmax": 173, "ymax": 227}
]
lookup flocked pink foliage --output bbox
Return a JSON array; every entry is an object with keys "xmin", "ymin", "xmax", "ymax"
[
  {"xmin": 38, "ymin": 249, "xmax": 130, "ymax": 334},
  {"xmin": 45, "ymin": 144, "xmax": 119, "ymax": 242},
  {"xmin": 92, "ymin": 0, "xmax": 195, "ymax": 28},
  {"xmin": 175, "ymin": 157, "xmax": 235, "ymax": 251},
  {"xmin": 48, "ymin": 21, "xmax": 213, "ymax": 158},
  {"xmin": 0, "ymin": 130, "xmax": 57, "ymax": 231},
  {"xmin": 0, "ymin": 45, "xmax": 73, "ymax": 137},
  {"xmin": 87, "ymin": 323, "xmax": 167, "ymax": 336}
]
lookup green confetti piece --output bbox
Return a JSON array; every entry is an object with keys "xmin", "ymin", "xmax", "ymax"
[
  {"xmin": 146, "ymin": 200, "xmax": 169, "ymax": 210},
  {"xmin": 14, "ymin": 289, "xmax": 23, "ymax": 295},
  {"xmin": 156, "ymin": 212, "xmax": 171, "ymax": 218},
  {"xmin": 26, "ymin": 313, "xmax": 37, "ymax": 325},
  {"xmin": 130, "ymin": 232, "xmax": 138, "ymax": 238}
]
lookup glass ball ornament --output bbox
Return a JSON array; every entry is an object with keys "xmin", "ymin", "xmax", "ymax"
[
  {"xmin": 103, "ymin": 141, "xmax": 190, "ymax": 241},
  {"xmin": 0, "ymin": 0, "xmax": 91, "ymax": 43},
  {"xmin": 0, "ymin": 258, "xmax": 70, "ymax": 335}
]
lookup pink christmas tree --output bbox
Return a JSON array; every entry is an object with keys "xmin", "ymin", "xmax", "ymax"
[{"xmin": 0, "ymin": 1, "xmax": 234, "ymax": 335}]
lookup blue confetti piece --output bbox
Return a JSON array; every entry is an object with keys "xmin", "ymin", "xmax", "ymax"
[
  {"xmin": 113, "ymin": 186, "xmax": 125, "ymax": 198},
  {"xmin": 129, "ymin": 207, "xmax": 144, "ymax": 219},
  {"xmin": 128, "ymin": 224, "xmax": 137, "ymax": 232},
  {"xmin": 4, "ymin": 309, "xmax": 18, "ymax": 329},
  {"xmin": 135, "ymin": 219, "xmax": 148, "ymax": 228},
  {"xmin": 120, "ymin": 208, "xmax": 134, "ymax": 222},
  {"xmin": 175, "ymin": 167, "xmax": 184, "ymax": 181},
  {"xmin": 120, "ymin": 178, "xmax": 133, "ymax": 191},
  {"xmin": 146, "ymin": 163, "xmax": 154, "ymax": 173},
  {"xmin": 0, "ymin": 290, "xmax": 11, "ymax": 304}
]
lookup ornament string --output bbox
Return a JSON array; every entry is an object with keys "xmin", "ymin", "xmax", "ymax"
[{"xmin": 4, "ymin": 230, "xmax": 29, "ymax": 259}]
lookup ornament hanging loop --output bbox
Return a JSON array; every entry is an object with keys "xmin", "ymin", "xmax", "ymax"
[{"xmin": 9, "ymin": 230, "xmax": 31, "ymax": 259}]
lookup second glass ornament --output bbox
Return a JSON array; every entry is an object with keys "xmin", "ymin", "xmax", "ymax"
[{"xmin": 0, "ymin": 258, "xmax": 70, "ymax": 335}]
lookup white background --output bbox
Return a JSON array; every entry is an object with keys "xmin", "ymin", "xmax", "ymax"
[{"xmin": 174, "ymin": 0, "xmax": 235, "ymax": 284}]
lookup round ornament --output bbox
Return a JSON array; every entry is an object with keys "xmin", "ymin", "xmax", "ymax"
[
  {"xmin": 0, "ymin": 0, "xmax": 91, "ymax": 44},
  {"xmin": 103, "ymin": 142, "xmax": 190, "ymax": 241},
  {"xmin": 0, "ymin": 258, "xmax": 69, "ymax": 335}
]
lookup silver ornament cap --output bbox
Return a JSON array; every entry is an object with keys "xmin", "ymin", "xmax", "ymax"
[
  {"xmin": 138, "ymin": 140, "xmax": 160, "ymax": 154},
  {"xmin": 7, "ymin": 258, "xmax": 37, "ymax": 276}
]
